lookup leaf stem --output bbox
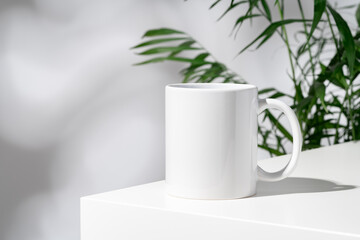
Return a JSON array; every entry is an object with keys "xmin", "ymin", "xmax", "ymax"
[
  {"xmin": 276, "ymin": 1, "xmax": 296, "ymax": 85},
  {"xmin": 255, "ymin": 5, "xmax": 311, "ymax": 88},
  {"xmin": 297, "ymin": 0, "xmax": 315, "ymax": 80},
  {"xmin": 325, "ymin": 9, "xmax": 340, "ymax": 54},
  {"xmin": 347, "ymin": 87, "xmax": 356, "ymax": 139}
]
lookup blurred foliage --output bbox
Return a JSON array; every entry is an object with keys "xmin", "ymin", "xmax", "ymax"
[{"xmin": 132, "ymin": 0, "xmax": 360, "ymax": 156}]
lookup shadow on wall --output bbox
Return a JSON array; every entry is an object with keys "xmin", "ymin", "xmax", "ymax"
[
  {"xmin": 255, "ymin": 177, "xmax": 357, "ymax": 197},
  {"xmin": 0, "ymin": 0, "xmax": 155, "ymax": 239},
  {"xmin": 0, "ymin": 0, "xmax": 175, "ymax": 238},
  {"xmin": 0, "ymin": 139, "xmax": 57, "ymax": 240}
]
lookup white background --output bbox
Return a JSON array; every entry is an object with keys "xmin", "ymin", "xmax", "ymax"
[{"xmin": 0, "ymin": 0, "xmax": 356, "ymax": 239}]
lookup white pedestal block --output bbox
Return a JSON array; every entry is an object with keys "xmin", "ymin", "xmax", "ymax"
[{"xmin": 81, "ymin": 142, "xmax": 360, "ymax": 240}]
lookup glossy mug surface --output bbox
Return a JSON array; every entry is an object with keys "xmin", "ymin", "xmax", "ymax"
[{"xmin": 165, "ymin": 83, "xmax": 302, "ymax": 199}]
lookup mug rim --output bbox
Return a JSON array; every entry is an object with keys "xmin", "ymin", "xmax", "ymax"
[{"xmin": 166, "ymin": 83, "xmax": 257, "ymax": 91}]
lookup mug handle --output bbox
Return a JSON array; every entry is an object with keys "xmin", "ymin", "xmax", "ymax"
[{"xmin": 257, "ymin": 98, "xmax": 302, "ymax": 182}]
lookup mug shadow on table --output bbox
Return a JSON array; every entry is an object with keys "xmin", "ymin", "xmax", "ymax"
[{"xmin": 255, "ymin": 177, "xmax": 357, "ymax": 197}]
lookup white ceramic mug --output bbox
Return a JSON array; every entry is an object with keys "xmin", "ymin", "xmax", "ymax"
[{"xmin": 165, "ymin": 83, "xmax": 302, "ymax": 199}]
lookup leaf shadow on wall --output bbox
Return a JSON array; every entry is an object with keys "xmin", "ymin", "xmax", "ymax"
[
  {"xmin": 0, "ymin": 0, "xmax": 157, "ymax": 238},
  {"xmin": 0, "ymin": 139, "xmax": 57, "ymax": 240}
]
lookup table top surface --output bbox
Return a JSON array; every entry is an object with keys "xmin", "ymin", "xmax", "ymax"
[{"xmin": 85, "ymin": 141, "xmax": 360, "ymax": 237}]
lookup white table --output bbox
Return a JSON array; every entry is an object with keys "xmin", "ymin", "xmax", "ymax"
[{"xmin": 81, "ymin": 141, "xmax": 360, "ymax": 240}]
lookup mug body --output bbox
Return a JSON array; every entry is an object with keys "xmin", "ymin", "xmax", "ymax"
[{"xmin": 166, "ymin": 83, "xmax": 258, "ymax": 199}]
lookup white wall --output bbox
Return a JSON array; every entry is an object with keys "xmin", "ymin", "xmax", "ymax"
[{"xmin": 0, "ymin": 0, "xmax": 356, "ymax": 239}]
